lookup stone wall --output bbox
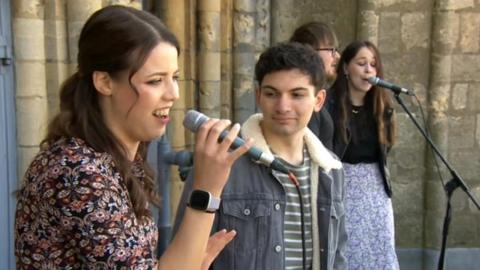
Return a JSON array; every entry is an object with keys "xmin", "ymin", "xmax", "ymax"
[{"xmin": 10, "ymin": 0, "xmax": 480, "ymax": 264}]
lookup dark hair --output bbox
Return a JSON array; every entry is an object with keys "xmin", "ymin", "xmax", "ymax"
[
  {"xmin": 290, "ymin": 21, "xmax": 338, "ymax": 49},
  {"xmin": 255, "ymin": 42, "xmax": 325, "ymax": 92},
  {"xmin": 331, "ymin": 40, "xmax": 396, "ymax": 146},
  {"xmin": 42, "ymin": 5, "xmax": 180, "ymax": 221}
]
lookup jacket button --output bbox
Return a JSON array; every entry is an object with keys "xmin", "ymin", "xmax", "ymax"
[
  {"xmin": 274, "ymin": 203, "xmax": 281, "ymax": 210},
  {"xmin": 320, "ymin": 248, "xmax": 324, "ymax": 252},
  {"xmin": 319, "ymin": 207, "xmax": 326, "ymax": 212},
  {"xmin": 274, "ymin": 245, "xmax": 282, "ymax": 253},
  {"xmin": 243, "ymin": 208, "xmax": 251, "ymax": 216}
]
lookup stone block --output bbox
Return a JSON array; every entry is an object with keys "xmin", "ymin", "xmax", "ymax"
[
  {"xmin": 199, "ymin": 81, "xmax": 221, "ymax": 111},
  {"xmin": 436, "ymin": 0, "xmax": 474, "ymax": 11},
  {"xmin": 198, "ymin": 11, "xmax": 221, "ymax": 51},
  {"xmin": 233, "ymin": 52, "xmax": 255, "ymax": 76},
  {"xmin": 477, "ymin": 114, "xmax": 480, "ymax": 146},
  {"xmin": 431, "ymin": 11, "xmax": 459, "ymax": 53},
  {"xmin": 234, "ymin": 0, "xmax": 256, "ymax": 12},
  {"xmin": 401, "ymin": 12, "xmax": 429, "ymax": 50},
  {"xmin": 198, "ymin": 52, "xmax": 221, "ymax": 81},
  {"xmin": 16, "ymin": 97, "xmax": 48, "ymax": 146},
  {"xmin": 46, "ymin": 62, "xmax": 68, "ymax": 98},
  {"xmin": 378, "ymin": 12, "xmax": 401, "ymax": 54},
  {"xmin": 452, "ymin": 55, "xmax": 480, "ymax": 82},
  {"xmin": 45, "ymin": 20, "xmax": 68, "ymax": 61},
  {"xmin": 451, "ymin": 83, "xmax": 468, "ymax": 110},
  {"xmin": 372, "ymin": 0, "xmax": 416, "ymax": 8},
  {"xmin": 357, "ymin": 10, "xmax": 379, "ymax": 43},
  {"xmin": 106, "ymin": 0, "xmax": 142, "ymax": 9},
  {"xmin": 393, "ymin": 209, "xmax": 424, "ymax": 246},
  {"xmin": 448, "ymin": 149, "xmax": 480, "ymax": 181},
  {"xmin": 233, "ymin": 13, "xmax": 256, "ymax": 45},
  {"xmin": 395, "ymin": 113, "xmax": 425, "ymax": 150},
  {"xmin": 459, "ymin": 13, "xmax": 480, "ymax": 53},
  {"xmin": 448, "ymin": 115, "xmax": 475, "ymax": 149},
  {"xmin": 13, "ymin": 0, "xmax": 44, "ymax": 18},
  {"xmin": 449, "ymin": 214, "xmax": 479, "ymax": 246},
  {"xmin": 198, "ymin": 0, "xmax": 221, "ymax": 12},
  {"xmin": 168, "ymin": 109, "xmax": 186, "ymax": 148},
  {"xmin": 66, "ymin": 0, "xmax": 102, "ymax": 21},
  {"xmin": 13, "ymin": 18, "xmax": 45, "ymax": 60},
  {"xmin": 430, "ymin": 54, "xmax": 452, "ymax": 84},
  {"xmin": 67, "ymin": 21, "xmax": 85, "ymax": 62},
  {"xmin": 15, "ymin": 62, "xmax": 47, "ymax": 98},
  {"xmin": 392, "ymin": 180, "xmax": 424, "ymax": 214},
  {"xmin": 391, "ymin": 147, "xmax": 424, "ymax": 170},
  {"xmin": 17, "ymin": 146, "xmax": 40, "ymax": 186},
  {"xmin": 44, "ymin": 0, "xmax": 66, "ymax": 20}
]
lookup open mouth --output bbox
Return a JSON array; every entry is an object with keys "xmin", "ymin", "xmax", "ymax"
[{"xmin": 152, "ymin": 109, "xmax": 169, "ymax": 119}]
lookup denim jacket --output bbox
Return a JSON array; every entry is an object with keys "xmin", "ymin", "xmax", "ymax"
[{"xmin": 174, "ymin": 114, "xmax": 348, "ymax": 270}]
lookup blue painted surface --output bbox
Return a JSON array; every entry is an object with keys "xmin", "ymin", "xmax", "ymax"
[{"xmin": 0, "ymin": 0, "xmax": 17, "ymax": 269}]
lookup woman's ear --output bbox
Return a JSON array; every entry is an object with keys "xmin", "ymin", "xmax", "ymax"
[{"xmin": 92, "ymin": 71, "xmax": 113, "ymax": 96}]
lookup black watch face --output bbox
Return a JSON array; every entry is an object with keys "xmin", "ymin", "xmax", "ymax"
[{"xmin": 190, "ymin": 190, "xmax": 210, "ymax": 209}]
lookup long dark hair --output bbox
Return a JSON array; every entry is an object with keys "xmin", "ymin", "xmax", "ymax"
[
  {"xmin": 42, "ymin": 5, "xmax": 180, "ymax": 221},
  {"xmin": 331, "ymin": 40, "xmax": 396, "ymax": 146}
]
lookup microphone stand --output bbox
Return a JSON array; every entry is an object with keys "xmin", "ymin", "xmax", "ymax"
[{"xmin": 391, "ymin": 92, "xmax": 480, "ymax": 270}]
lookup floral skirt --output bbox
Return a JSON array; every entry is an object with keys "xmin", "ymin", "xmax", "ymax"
[{"xmin": 343, "ymin": 162, "xmax": 399, "ymax": 270}]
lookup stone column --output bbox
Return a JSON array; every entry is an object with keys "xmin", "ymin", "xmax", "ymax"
[
  {"xmin": 45, "ymin": 0, "xmax": 68, "ymax": 119},
  {"xmin": 13, "ymin": 1, "xmax": 49, "ymax": 180},
  {"xmin": 155, "ymin": 0, "xmax": 193, "ymax": 219},
  {"xmin": 424, "ymin": 0, "xmax": 459, "ymax": 257},
  {"xmin": 197, "ymin": 0, "xmax": 222, "ymax": 118},
  {"xmin": 356, "ymin": 0, "xmax": 379, "ymax": 43},
  {"xmin": 66, "ymin": 0, "xmax": 102, "ymax": 73},
  {"xmin": 232, "ymin": 0, "xmax": 256, "ymax": 123}
]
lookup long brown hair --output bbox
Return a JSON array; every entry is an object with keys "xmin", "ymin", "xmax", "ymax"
[
  {"xmin": 42, "ymin": 5, "xmax": 180, "ymax": 221},
  {"xmin": 331, "ymin": 40, "xmax": 396, "ymax": 147}
]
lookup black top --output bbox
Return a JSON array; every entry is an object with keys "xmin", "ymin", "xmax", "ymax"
[
  {"xmin": 342, "ymin": 105, "xmax": 380, "ymax": 164},
  {"xmin": 307, "ymin": 107, "xmax": 334, "ymax": 151}
]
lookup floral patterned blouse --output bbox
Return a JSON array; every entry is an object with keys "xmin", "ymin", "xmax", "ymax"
[{"xmin": 15, "ymin": 137, "xmax": 158, "ymax": 269}]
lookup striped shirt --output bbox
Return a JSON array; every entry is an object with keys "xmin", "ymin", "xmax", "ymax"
[{"xmin": 274, "ymin": 147, "xmax": 313, "ymax": 270}]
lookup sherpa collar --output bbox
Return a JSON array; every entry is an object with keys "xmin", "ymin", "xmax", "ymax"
[{"xmin": 240, "ymin": 113, "xmax": 342, "ymax": 172}]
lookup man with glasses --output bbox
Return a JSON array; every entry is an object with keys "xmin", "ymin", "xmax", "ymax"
[{"xmin": 290, "ymin": 21, "xmax": 341, "ymax": 151}]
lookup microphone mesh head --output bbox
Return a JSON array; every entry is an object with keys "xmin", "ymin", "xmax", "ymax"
[
  {"xmin": 183, "ymin": 110, "xmax": 210, "ymax": 132},
  {"xmin": 367, "ymin": 77, "xmax": 379, "ymax": 85}
]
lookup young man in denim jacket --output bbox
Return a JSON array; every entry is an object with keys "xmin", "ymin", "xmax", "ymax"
[{"xmin": 175, "ymin": 42, "xmax": 347, "ymax": 270}]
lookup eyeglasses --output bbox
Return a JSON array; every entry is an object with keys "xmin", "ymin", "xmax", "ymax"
[{"xmin": 315, "ymin": 47, "xmax": 339, "ymax": 57}]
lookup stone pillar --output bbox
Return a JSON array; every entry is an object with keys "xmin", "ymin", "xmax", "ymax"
[
  {"xmin": 424, "ymin": 1, "xmax": 459, "ymax": 257},
  {"xmin": 197, "ymin": 0, "xmax": 222, "ymax": 118},
  {"xmin": 66, "ymin": 0, "xmax": 102, "ymax": 73},
  {"xmin": 232, "ymin": 0, "xmax": 257, "ymax": 123},
  {"xmin": 356, "ymin": 0, "xmax": 379, "ymax": 43},
  {"xmin": 12, "ymin": 1, "xmax": 49, "ymax": 180},
  {"xmin": 45, "ymin": 0, "xmax": 68, "ymax": 119},
  {"xmin": 220, "ymin": 0, "xmax": 233, "ymax": 120},
  {"xmin": 155, "ymin": 0, "xmax": 193, "ymax": 219}
]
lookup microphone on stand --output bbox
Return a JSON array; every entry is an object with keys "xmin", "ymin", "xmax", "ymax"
[{"xmin": 368, "ymin": 76, "xmax": 414, "ymax": 96}]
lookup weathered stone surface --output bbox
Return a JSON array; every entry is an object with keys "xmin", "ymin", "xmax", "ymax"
[
  {"xmin": 452, "ymin": 55, "xmax": 480, "ymax": 82},
  {"xmin": 357, "ymin": 10, "xmax": 379, "ymax": 43},
  {"xmin": 451, "ymin": 83, "xmax": 468, "ymax": 110},
  {"xmin": 198, "ymin": 52, "xmax": 221, "ymax": 81},
  {"xmin": 431, "ymin": 11, "xmax": 459, "ymax": 53},
  {"xmin": 45, "ymin": 20, "xmax": 68, "ymax": 61},
  {"xmin": 234, "ymin": 0, "xmax": 256, "ymax": 12},
  {"xmin": 378, "ymin": 12, "xmax": 401, "ymax": 53},
  {"xmin": 459, "ymin": 13, "xmax": 480, "ymax": 53},
  {"xmin": 13, "ymin": 0, "xmax": 44, "ymax": 18},
  {"xmin": 401, "ymin": 12, "xmax": 429, "ymax": 50},
  {"xmin": 233, "ymin": 13, "xmax": 256, "ymax": 45},
  {"xmin": 13, "ymin": 18, "xmax": 45, "ymax": 60},
  {"xmin": 448, "ymin": 116, "xmax": 475, "ymax": 149},
  {"xmin": 198, "ymin": 12, "xmax": 221, "ymax": 51},
  {"xmin": 16, "ymin": 97, "xmax": 48, "ymax": 146},
  {"xmin": 15, "ymin": 62, "xmax": 47, "ymax": 98},
  {"xmin": 436, "ymin": 0, "xmax": 474, "ymax": 11},
  {"xmin": 198, "ymin": 0, "xmax": 221, "ymax": 12},
  {"xmin": 17, "ymin": 146, "xmax": 40, "ymax": 185}
]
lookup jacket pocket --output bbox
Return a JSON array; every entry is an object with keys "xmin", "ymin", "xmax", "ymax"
[{"xmin": 217, "ymin": 197, "xmax": 272, "ymax": 270}]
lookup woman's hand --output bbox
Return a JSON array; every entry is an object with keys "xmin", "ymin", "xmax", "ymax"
[
  {"xmin": 192, "ymin": 119, "xmax": 252, "ymax": 196},
  {"xmin": 201, "ymin": 229, "xmax": 236, "ymax": 270}
]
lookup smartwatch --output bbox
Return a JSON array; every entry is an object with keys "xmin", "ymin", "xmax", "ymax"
[{"xmin": 187, "ymin": 190, "xmax": 221, "ymax": 213}]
